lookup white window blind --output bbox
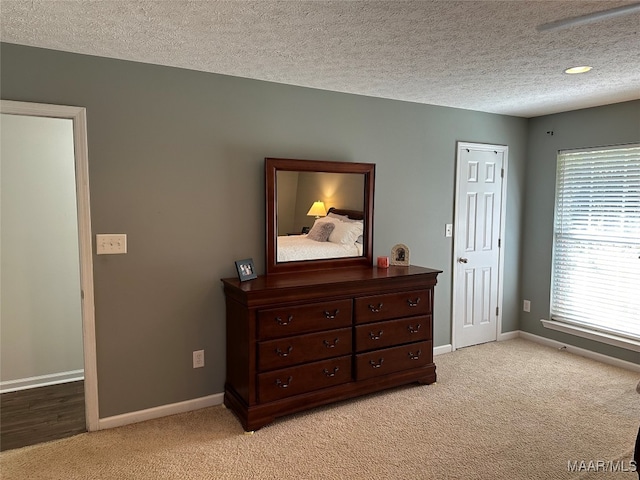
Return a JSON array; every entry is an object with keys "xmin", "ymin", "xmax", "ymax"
[{"xmin": 551, "ymin": 144, "xmax": 640, "ymax": 342}]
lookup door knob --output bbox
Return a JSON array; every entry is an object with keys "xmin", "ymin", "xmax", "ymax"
[{"xmin": 458, "ymin": 257, "xmax": 468, "ymax": 263}]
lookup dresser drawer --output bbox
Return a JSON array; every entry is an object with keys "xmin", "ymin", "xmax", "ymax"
[
  {"xmin": 354, "ymin": 289, "xmax": 431, "ymax": 324},
  {"xmin": 355, "ymin": 315, "xmax": 431, "ymax": 352},
  {"xmin": 258, "ymin": 355, "xmax": 352, "ymax": 403},
  {"xmin": 257, "ymin": 299, "xmax": 352, "ymax": 340},
  {"xmin": 258, "ymin": 327, "xmax": 352, "ymax": 372},
  {"xmin": 355, "ymin": 341, "xmax": 432, "ymax": 380}
]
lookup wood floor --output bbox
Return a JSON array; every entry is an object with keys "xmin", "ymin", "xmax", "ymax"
[{"xmin": 1, "ymin": 381, "xmax": 86, "ymax": 451}]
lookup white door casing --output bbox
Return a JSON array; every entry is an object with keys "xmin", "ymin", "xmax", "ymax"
[
  {"xmin": 452, "ymin": 142, "xmax": 507, "ymax": 349},
  {"xmin": 0, "ymin": 100, "xmax": 99, "ymax": 431}
]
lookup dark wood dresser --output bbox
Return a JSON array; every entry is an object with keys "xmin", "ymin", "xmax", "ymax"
[{"xmin": 221, "ymin": 265, "xmax": 441, "ymax": 431}]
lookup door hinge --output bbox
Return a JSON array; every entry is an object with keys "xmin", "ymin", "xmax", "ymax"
[
  {"xmin": 496, "ymin": 307, "xmax": 499, "ymax": 316},
  {"xmin": 498, "ymin": 238, "xmax": 501, "ymax": 248},
  {"xmin": 501, "ymin": 168, "xmax": 504, "ymax": 178}
]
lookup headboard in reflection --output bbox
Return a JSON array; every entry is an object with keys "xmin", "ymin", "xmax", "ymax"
[{"xmin": 265, "ymin": 158, "xmax": 375, "ymax": 275}]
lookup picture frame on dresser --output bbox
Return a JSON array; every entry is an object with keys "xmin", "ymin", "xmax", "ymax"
[
  {"xmin": 391, "ymin": 244, "xmax": 410, "ymax": 266},
  {"xmin": 235, "ymin": 258, "xmax": 257, "ymax": 281}
]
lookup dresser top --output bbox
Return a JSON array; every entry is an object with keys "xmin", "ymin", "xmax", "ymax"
[
  {"xmin": 222, "ymin": 265, "xmax": 442, "ymax": 306},
  {"xmin": 223, "ymin": 265, "xmax": 440, "ymax": 289}
]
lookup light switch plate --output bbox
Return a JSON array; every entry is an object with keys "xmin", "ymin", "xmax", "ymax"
[
  {"xmin": 445, "ymin": 224, "xmax": 453, "ymax": 237},
  {"xmin": 96, "ymin": 234, "xmax": 127, "ymax": 255}
]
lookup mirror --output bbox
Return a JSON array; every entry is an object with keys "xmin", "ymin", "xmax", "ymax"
[{"xmin": 266, "ymin": 158, "xmax": 375, "ymax": 275}]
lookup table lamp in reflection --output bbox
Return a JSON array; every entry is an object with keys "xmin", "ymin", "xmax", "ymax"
[{"xmin": 307, "ymin": 201, "xmax": 327, "ymax": 219}]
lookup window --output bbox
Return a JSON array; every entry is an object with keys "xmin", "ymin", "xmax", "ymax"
[{"xmin": 550, "ymin": 144, "xmax": 640, "ymax": 345}]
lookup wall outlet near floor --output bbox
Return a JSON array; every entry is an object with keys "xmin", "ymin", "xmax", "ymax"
[
  {"xmin": 193, "ymin": 350, "xmax": 205, "ymax": 368},
  {"xmin": 523, "ymin": 300, "xmax": 531, "ymax": 312}
]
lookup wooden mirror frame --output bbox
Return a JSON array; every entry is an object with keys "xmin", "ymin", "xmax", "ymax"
[{"xmin": 265, "ymin": 158, "xmax": 375, "ymax": 275}]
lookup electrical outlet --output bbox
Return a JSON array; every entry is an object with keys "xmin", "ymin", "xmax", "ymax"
[
  {"xmin": 523, "ymin": 300, "xmax": 531, "ymax": 312},
  {"xmin": 96, "ymin": 234, "xmax": 127, "ymax": 255},
  {"xmin": 193, "ymin": 350, "xmax": 205, "ymax": 368}
]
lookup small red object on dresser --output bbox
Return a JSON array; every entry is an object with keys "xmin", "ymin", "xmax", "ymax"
[{"xmin": 377, "ymin": 256, "xmax": 390, "ymax": 268}]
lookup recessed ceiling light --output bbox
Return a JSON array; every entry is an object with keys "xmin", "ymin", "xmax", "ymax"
[{"xmin": 564, "ymin": 66, "xmax": 593, "ymax": 74}]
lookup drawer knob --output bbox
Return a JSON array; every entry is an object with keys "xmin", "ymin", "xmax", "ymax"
[
  {"xmin": 275, "ymin": 376, "xmax": 293, "ymax": 389},
  {"xmin": 323, "ymin": 367, "xmax": 339, "ymax": 377},
  {"xmin": 408, "ymin": 350, "xmax": 422, "ymax": 360},
  {"xmin": 368, "ymin": 303, "xmax": 383, "ymax": 313},
  {"xmin": 369, "ymin": 330, "xmax": 384, "ymax": 340},
  {"xmin": 275, "ymin": 315, "xmax": 293, "ymax": 326},
  {"xmin": 408, "ymin": 324, "xmax": 422, "ymax": 334},
  {"xmin": 323, "ymin": 309, "xmax": 339, "ymax": 319},
  {"xmin": 323, "ymin": 338, "xmax": 339, "ymax": 348},
  {"xmin": 369, "ymin": 358, "xmax": 384, "ymax": 369},
  {"xmin": 407, "ymin": 297, "xmax": 421, "ymax": 307},
  {"xmin": 275, "ymin": 346, "xmax": 293, "ymax": 357}
]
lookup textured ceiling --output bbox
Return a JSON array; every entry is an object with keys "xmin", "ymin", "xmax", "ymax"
[{"xmin": 1, "ymin": 0, "xmax": 639, "ymax": 117}]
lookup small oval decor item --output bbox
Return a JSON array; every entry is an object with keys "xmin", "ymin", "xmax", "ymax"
[{"xmin": 390, "ymin": 244, "xmax": 409, "ymax": 266}]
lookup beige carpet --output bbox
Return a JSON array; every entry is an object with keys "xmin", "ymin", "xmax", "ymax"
[{"xmin": 1, "ymin": 338, "xmax": 638, "ymax": 479}]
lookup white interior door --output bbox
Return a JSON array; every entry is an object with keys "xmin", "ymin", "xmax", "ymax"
[{"xmin": 453, "ymin": 142, "xmax": 507, "ymax": 349}]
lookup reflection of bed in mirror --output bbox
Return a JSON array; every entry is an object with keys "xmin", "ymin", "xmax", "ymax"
[
  {"xmin": 277, "ymin": 208, "xmax": 364, "ymax": 262},
  {"xmin": 266, "ymin": 157, "xmax": 374, "ymax": 275}
]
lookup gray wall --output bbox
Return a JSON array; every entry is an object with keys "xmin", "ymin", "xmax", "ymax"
[
  {"xmin": 521, "ymin": 101, "xmax": 640, "ymax": 364},
  {"xmin": 0, "ymin": 43, "xmax": 527, "ymax": 418},
  {"xmin": 1, "ymin": 114, "xmax": 84, "ymax": 385}
]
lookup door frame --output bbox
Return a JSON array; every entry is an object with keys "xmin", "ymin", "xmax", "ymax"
[
  {"xmin": 451, "ymin": 141, "xmax": 508, "ymax": 351},
  {"xmin": 1, "ymin": 100, "xmax": 99, "ymax": 431}
]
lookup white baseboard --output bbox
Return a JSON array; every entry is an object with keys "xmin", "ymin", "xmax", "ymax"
[
  {"xmin": 433, "ymin": 344, "xmax": 452, "ymax": 356},
  {"xmin": 498, "ymin": 330, "xmax": 520, "ymax": 341},
  {"xmin": 519, "ymin": 331, "xmax": 640, "ymax": 373},
  {"xmin": 540, "ymin": 319, "xmax": 640, "ymax": 352},
  {"xmin": 0, "ymin": 369, "xmax": 84, "ymax": 394},
  {"xmin": 95, "ymin": 332, "xmax": 638, "ymax": 431},
  {"xmin": 98, "ymin": 392, "xmax": 225, "ymax": 430},
  {"xmin": 96, "ymin": 345, "xmax": 453, "ymax": 430},
  {"xmin": 95, "ymin": 345, "xmax": 456, "ymax": 431}
]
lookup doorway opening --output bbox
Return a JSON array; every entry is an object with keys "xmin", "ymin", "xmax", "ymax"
[{"xmin": 0, "ymin": 101, "xmax": 98, "ymax": 449}]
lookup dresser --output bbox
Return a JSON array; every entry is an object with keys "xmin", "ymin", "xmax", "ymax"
[{"xmin": 221, "ymin": 265, "xmax": 441, "ymax": 431}]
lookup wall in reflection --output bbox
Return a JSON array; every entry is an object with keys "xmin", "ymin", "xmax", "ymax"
[{"xmin": 276, "ymin": 171, "xmax": 364, "ymax": 236}]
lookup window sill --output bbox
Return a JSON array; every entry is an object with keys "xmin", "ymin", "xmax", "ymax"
[{"xmin": 540, "ymin": 319, "xmax": 640, "ymax": 353}]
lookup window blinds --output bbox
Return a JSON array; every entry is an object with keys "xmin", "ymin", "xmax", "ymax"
[{"xmin": 551, "ymin": 144, "xmax": 640, "ymax": 341}]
